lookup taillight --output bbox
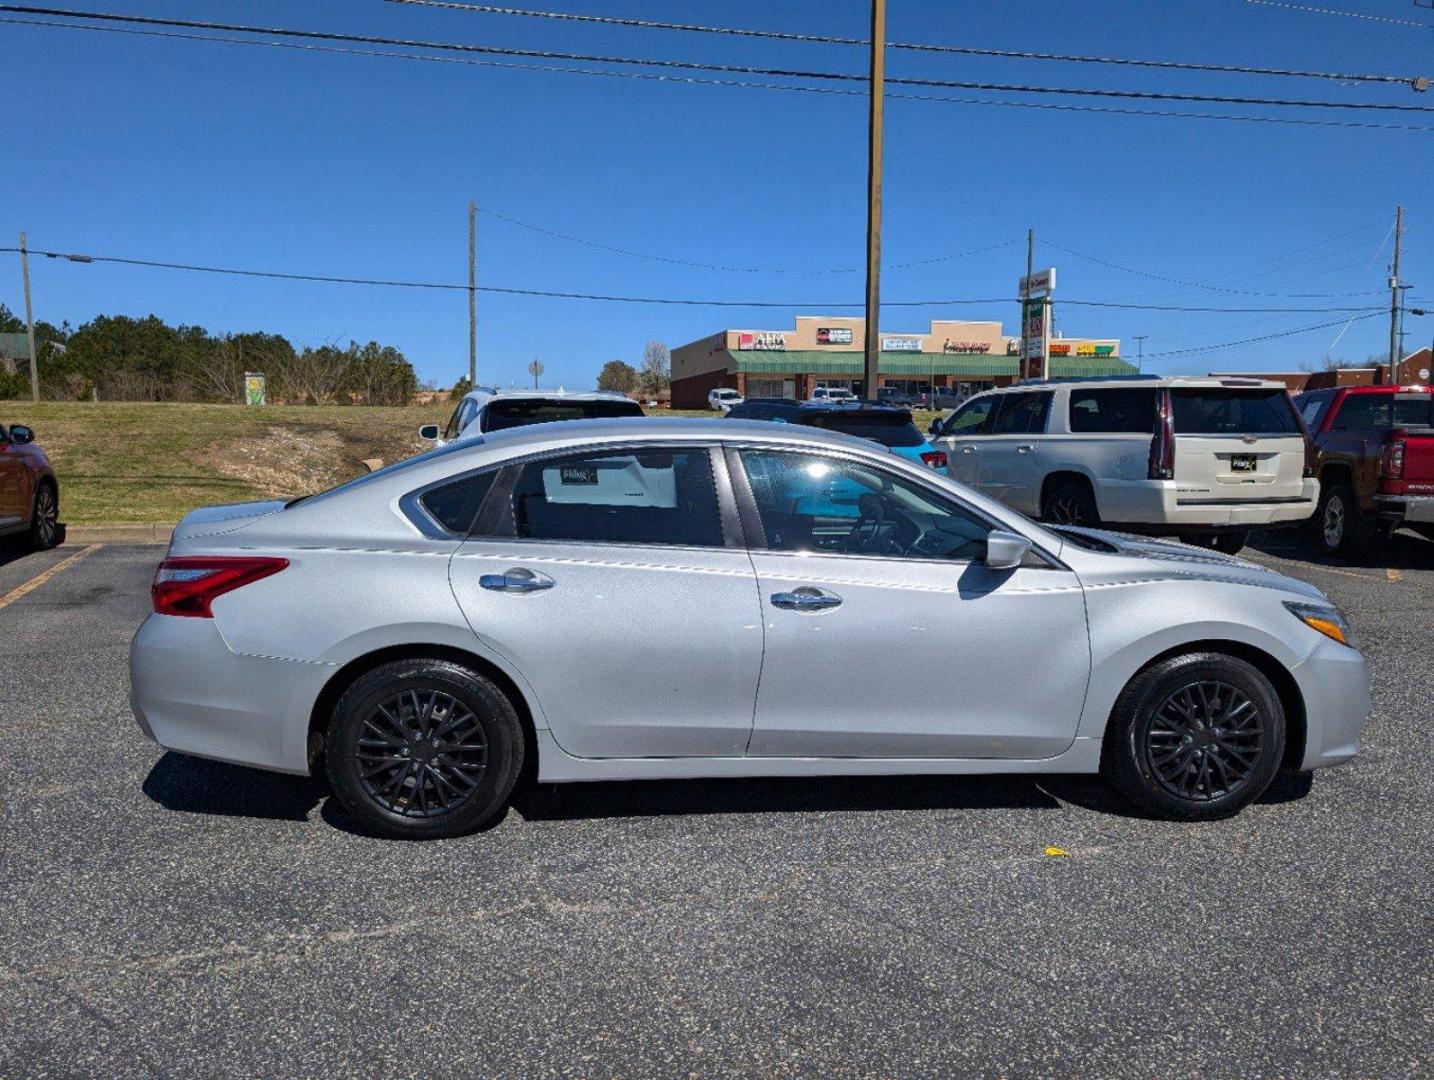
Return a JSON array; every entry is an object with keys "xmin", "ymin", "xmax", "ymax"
[
  {"xmin": 1304, "ymin": 435, "xmax": 1318, "ymax": 479},
  {"xmin": 1148, "ymin": 392, "xmax": 1175, "ymax": 480},
  {"xmin": 1382, "ymin": 438, "xmax": 1406, "ymax": 479},
  {"xmin": 152, "ymin": 556, "xmax": 288, "ymax": 618},
  {"xmin": 920, "ymin": 450, "xmax": 949, "ymax": 470}
]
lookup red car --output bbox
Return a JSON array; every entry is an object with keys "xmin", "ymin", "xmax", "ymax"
[
  {"xmin": 0, "ymin": 420, "xmax": 61, "ymax": 551},
  {"xmin": 1294, "ymin": 384, "xmax": 1434, "ymax": 554}
]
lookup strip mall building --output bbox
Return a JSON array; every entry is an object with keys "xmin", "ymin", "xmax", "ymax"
[{"xmin": 670, "ymin": 316, "xmax": 1132, "ymax": 408}]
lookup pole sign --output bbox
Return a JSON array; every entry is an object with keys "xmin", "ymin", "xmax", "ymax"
[
  {"xmin": 1018, "ymin": 267, "xmax": 1056, "ymax": 382},
  {"xmin": 244, "ymin": 371, "xmax": 266, "ymax": 406}
]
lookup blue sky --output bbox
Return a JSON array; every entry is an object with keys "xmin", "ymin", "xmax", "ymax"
[{"xmin": 3, "ymin": 0, "xmax": 1432, "ymax": 387}]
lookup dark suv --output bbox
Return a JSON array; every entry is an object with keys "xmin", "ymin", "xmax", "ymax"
[{"xmin": 725, "ymin": 399, "xmax": 946, "ymax": 469}]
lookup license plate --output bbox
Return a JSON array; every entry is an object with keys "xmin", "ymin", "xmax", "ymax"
[{"xmin": 1230, "ymin": 454, "xmax": 1256, "ymax": 472}]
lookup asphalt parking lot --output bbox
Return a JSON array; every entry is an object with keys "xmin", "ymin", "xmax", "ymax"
[{"xmin": 1, "ymin": 534, "xmax": 1430, "ymax": 1078}]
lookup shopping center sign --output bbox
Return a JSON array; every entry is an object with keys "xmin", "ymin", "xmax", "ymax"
[
  {"xmin": 1018, "ymin": 267, "xmax": 1056, "ymax": 382},
  {"xmin": 882, "ymin": 336, "xmax": 923, "ymax": 352}
]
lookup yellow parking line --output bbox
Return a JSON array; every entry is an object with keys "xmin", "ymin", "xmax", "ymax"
[
  {"xmin": 0, "ymin": 545, "xmax": 103, "ymax": 610},
  {"xmin": 1387, "ymin": 568, "xmax": 1403, "ymax": 583}
]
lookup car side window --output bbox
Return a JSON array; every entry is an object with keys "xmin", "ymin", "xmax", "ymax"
[
  {"xmin": 1296, "ymin": 392, "xmax": 1332, "ymax": 431},
  {"xmin": 1069, "ymin": 388, "xmax": 1158, "ymax": 433},
  {"xmin": 1330, "ymin": 395, "xmax": 1391, "ymax": 431},
  {"xmin": 442, "ymin": 402, "xmax": 470, "ymax": 442},
  {"xmin": 485, "ymin": 447, "xmax": 725, "ymax": 548},
  {"xmin": 418, "ymin": 470, "xmax": 497, "ymax": 535},
  {"xmin": 940, "ymin": 396, "xmax": 996, "ymax": 437},
  {"xmin": 989, "ymin": 392, "xmax": 1053, "ymax": 436},
  {"xmin": 739, "ymin": 450, "xmax": 991, "ymax": 562}
]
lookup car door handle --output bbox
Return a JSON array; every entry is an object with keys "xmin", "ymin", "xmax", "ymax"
[
  {"xmin": 770, "ymin": 587, "xmax": 842, "ymax": 612},
  {"xmin": 1016, "ymin": 444, "xmax": 1036, "ymax": 453},
  {"xmin": 960, "ymin": 445, "xmax": 977, "ymax": 454},
  {"xmin": 479, "ymin": 568, "xmax": 555, "ymax": 593}
]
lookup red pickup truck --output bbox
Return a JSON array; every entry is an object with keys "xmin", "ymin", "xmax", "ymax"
[{"xmin": 1293, "ymin": 384, "xmax": 1434, "ymax": 554}]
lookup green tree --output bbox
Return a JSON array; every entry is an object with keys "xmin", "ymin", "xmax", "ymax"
[
  {"xmin": 0, "ymin": 303, "xmax": 23, "ymax": 334},
  {"xmin": 596, "ymin": 359, "xmax": 639, "ymax": 394},
  {"xmin": 450, "ymin": 375, "xmax": 474, "ymax": 401}
]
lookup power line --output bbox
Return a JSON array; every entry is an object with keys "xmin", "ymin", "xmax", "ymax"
[
  {"xmin": 1142, "ymin": 311, "xmax": 1385, "ymax": 359},
  {"xmin": 0, "ymin": 245, "xmax": 1391, "ymax": 313},
  {"xmin": 1042, "ymin": 238, "xmax": 1383, "ymax": 298},
  {"xmin": 2, "ymin": 6, "xmax": 1431, "ymax": 114},
  {"xmin": 473, "ymin": 208, "xmax": 1021, "ymax": 273},
  {"xmin": 3, "ymin": 16, "xmax": 1430, "ymax": 133},
  {"xmin": 1243, "ymin": 0, "xmax": 1432, "ymax": 30},
  {"xmin": 386, "ymin": 0, "xmax": 1431, "ymax": 90}
]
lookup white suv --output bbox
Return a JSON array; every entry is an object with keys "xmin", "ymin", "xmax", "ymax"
[
  {"xmin": 928, "ymin": 377, "xmax": 1318, "ymax": 553},
  {"xmin": 708, "ymin": 387, "xmax": 743, "ymax": 412},
  {"xmin": 421, "ymin": 387, "xmax": 643, "ymax": 446},
  {"xmin": 808, "ymin": 386, "xmax": 857, "ymax": 404}
]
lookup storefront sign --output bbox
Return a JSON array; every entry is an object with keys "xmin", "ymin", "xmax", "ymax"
[
  {"xmin": 816, "ymin": 327, "xmax": 853, "ymax": 345},
  {"xmin": 1049, "ymin": 343, "xmax": 1071, "ymax": 356},
  {"xmin": 943, "ymin": 340, "xmax": 991, "ymax": 353},
  {"xmin": 1019, "ymin": 267, "xmax": 1057, "ymax": 298},
  {"xmin": 1077, "ymin": 343, "xmax": 1096, "ymax": 357},
  {"xmin": 882, "ymin": 336, "xmax": 923, "ymax": 352},
  {"xmin": 738, "ymin": 331, "xmax": 787, "ymax": 350},
  {"xmin": 1021, "ymin": 300, "xmax": 1049, "ymax": 381}
]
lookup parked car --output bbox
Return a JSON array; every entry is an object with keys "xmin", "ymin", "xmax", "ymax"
[
  {"xmin": 726, "ymin": 399, "xmax": 947, "ymax": 470},
  {"xmin": 0, "ymin": 420, "xmax": 61, "ymax": 551},
  {"xmin": 1294, "ymin": 384, "xmax": 1434, "ymax": 554},
  {"xmin": 807, "ymin": 386, "xmax": 858, "ymax": 405},
  {"xmin": 875, "ymin": 386, "xmax": 918, "ymax": 408},
  {"xmin": 131, "ymin": 417, "xmax": 1368, "ymax": 839},
  {"xmin": 708, "ymin": 388, "xmax": 743, "ymax": 413},
  {"xmin": 920, "ymin": 388, "xmax": 968, "ymax": 410},
  {"xmin": 928, "ymin": 377, "xmax": 1319, "ymax": 554},
  {"xmin": 421, "ymin": 387, "xmax": 644, "ymax": 446}
]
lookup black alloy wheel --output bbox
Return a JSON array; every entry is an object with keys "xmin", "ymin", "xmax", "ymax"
[
  {"xmin": 1101, "ymin": 652, "xmax": 1285, "ymax": 821},
  {"xmin": 1042, "ymin": 481, "xmax": 1100, "ymax": 528},
  {"xmin": 326, "ymin": 659, "xmax": 524, "ymax": 839},
  {"xmin": 1144, "ymin": 681, "xmax": 1263, "ymax": 802},
  {"xmin": 29, "ymin": 483, "xmax": 59, "ymax": 551}
]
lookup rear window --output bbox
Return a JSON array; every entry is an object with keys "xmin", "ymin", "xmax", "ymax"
[
  {"xmin": 1069, "ymin": 388, "xmax": 1158, "ymax": 434},
  {"xmin": 481, "ymin": 399, "xmax": 644, "ymax": 432},
  {"xmin": 1169, "ymin": 389, "xmax": 1300, "ymax": 435},
  {"xmin": 800, "ymin": 411, "xmax": 925, "ymax": 448},
  {"xmin": 1394, "ymin": 395, "xmax": 1434, "ymax": 428}
]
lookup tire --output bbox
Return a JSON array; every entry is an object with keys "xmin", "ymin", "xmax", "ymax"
[
  {"xmin": 1041, "ymin": 479, "xmax": 1100, "ymax": 528},
  {"xmin": 1311, "ymin": 478, "xmax": 1360, "ymax": 556},
  {"xmin": 1100, "ymin": 652, "xmax": 1285, "ymax": 822},
  {"xmin": 325, "ymin": 659, "xmax": 524, "ymax": 840},
  {"xmin": 27, "ymin": 481, "xmax": 60, "ymax": 551}
]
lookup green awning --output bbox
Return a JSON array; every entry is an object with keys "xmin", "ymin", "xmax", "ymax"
[{"xmin": 728, "ymin": 349, "xmax": 1136, "ymax": 378}]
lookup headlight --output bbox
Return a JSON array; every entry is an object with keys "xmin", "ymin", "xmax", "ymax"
[{"xmin": 1284, "ymin": 601, "xmax": 1356, "ymax": 648}]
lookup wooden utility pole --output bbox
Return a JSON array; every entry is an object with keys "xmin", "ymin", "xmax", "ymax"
[
  {"xmin": 1389, "ymin": 205, "xmax": 1403, "ymax": 379},
  {"xmin": 468, "ymin": 201, "xmax": 478, "ymax": 388},
  {"xmin": 861, "ymin": 0, "xmax": 885, "ymax": 401},
  {"xmin": 19, "ymin": 232, "xmax": 38, "ymax": 402}
]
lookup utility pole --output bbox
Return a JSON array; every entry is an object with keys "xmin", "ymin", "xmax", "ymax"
[
  {"xmin": 1020, "ymin": 228, "xmax": 1034, "ymax": 382},
  {"xmin": 861, "ymin": 0, "xmax": 885, "ymax": 402},
  {"xmin": 19, "ymin": 232, "xmax": 38, "ymax": 402},
  {"xmin": 1389, "ymin": 205, "xmax": 1403, "ymax": 381},
  {"xmin": 468, "ymin": 201, "xmax": 477, "ymax": 388},
  {"xmin": 1134, "ymin": 335, "xmax": 1148, "ymax": 372}
]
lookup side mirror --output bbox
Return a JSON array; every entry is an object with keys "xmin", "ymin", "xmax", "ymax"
[
  {"xmin": 927, "ymin": 418, "xmax": 943, "ymax": 436},
  {"xmin": 984, "ymin": 529, "xmax": 1033, "ymax": 570},
  {"xmin": 418, "ymin": 423, "xmax": 441, "ymax": 443},
  {"xmin": 8, "ymin": 424, "xmax": 34, "ymax": 445}
]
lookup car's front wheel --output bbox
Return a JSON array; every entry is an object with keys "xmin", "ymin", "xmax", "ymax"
[
  {"xmin": 1100, "ymin": 652, "xmax": 1285, "ymax": 821},
  {"xmin": 1311, "ymin": 479, "xmax": 1360, "ymax": 556},
  {"xmin": 325, "ymin": 659, "xmax": 524, "ymax": 840},
  {"xmin": 28, "ymin": 481, "xmax": 60, "ymax": 551}
]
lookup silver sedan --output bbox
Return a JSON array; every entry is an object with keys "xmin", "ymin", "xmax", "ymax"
[{"xmin": 130, "ymin": 418, "xmax": 1370, "ymax": 839}]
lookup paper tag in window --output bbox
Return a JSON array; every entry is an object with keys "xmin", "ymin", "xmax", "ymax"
[{"xmin": 559, "ymin": 465, "xmax": 598, "ymax": 485}]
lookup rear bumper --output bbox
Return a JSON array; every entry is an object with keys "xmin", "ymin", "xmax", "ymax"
[
  {"xmin": 1100, "ymin": 478, "xmax": 1318, "ymax": 530},
  {"xmin": 1372, "ymin": 494, "xmax": 1434, "ymax": 525},
  {"xmin": 1289, "ymin": 637, "xmax": 1372, "ymax": 771},
  {"xmin": 129, "ymin": 614, "xmax": 334, "ymax": 775}
]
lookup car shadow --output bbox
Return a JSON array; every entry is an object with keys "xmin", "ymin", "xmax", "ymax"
[
  {"xmin": 142, "ymin": 752, "xmax": 326, "ymax": 823},
  {"xmin": 1039, "ymin": 768, "xmax": 1316, "ymax": 819},
  {"xmin": 1249, "ymin": 526, "xmax": 1433, "ymax": 571}
]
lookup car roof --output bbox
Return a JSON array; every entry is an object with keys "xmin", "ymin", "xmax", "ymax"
[
  {"xmin": 971, "ymin": 376, "xmax": 1287, "ymax": 395},
  {"xmin": 461, "ymin": 387, "xmax": 636, "ymax": 406}
]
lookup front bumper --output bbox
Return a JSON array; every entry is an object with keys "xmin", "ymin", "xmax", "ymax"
[
  {"xmin": 1100, "ymin": 478, "xmax": 1318, "ymax": 530},
  {"xmin": 1289, "ymin": 636, "xmax": 1372, "ymax": 771},
  {"xmin": 129, "ymin": 614, "xmax": 335, "ymax": 775}
]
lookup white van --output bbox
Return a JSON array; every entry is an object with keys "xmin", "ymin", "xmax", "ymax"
[{"xmin": 929, "ymin": 377, "xmax": 1318, "ymax": 553}]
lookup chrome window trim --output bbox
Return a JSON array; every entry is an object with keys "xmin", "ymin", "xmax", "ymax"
[{"xmin": 400, "ymin": 465, "xmax": 502, "ymax": 540}]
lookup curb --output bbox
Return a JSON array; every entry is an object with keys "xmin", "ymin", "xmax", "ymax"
[{"xmin": 65, "ymin": 523, "xmax": 176, "ymax": 545}]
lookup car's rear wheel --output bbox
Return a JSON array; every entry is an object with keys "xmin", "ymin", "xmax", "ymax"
[
  {"xmin": 1041, "ymin": 480, "xmax": 1100, "ymax": 528},
  {"xmin": 325, "ymin": 659, "xmax": 524, "ymax": 840},
  {"xmin": 1311, "ymin": 479, "xmax": 1360, "ymax": 556},
  {"xmin": 1100, "ymin": 652, "xmax": 1285, "ymax": 821},
  {"xmin": 28, "ymin": 481, "xmax": 59, "ymax": 551}
]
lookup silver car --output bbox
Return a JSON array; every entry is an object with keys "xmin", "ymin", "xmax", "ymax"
[{"xmin": 130, "ymin": 419, "xmax": 1370, "ymax": 840}]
